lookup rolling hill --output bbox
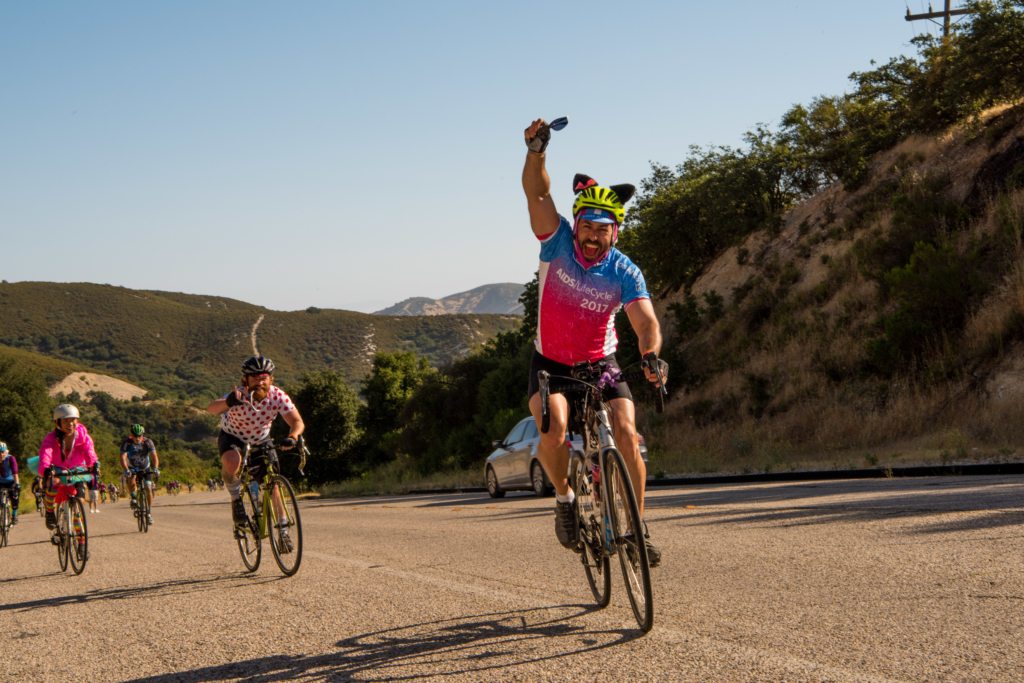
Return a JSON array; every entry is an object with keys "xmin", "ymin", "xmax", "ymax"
[{"xmin": 0, "ymin": 282, "xmax": 519, "ymax": 399}]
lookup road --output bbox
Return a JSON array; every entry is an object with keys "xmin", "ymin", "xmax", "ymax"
[{"xmin": 2, "ymin": 475, "xmax": 1023, "ymax": 682}]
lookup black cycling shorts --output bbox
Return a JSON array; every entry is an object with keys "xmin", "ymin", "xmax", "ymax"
[
  {"xmin": 218, "ymin": 430, "xmax": 247, "ymax": 455},
  {"xmin": 219, "ymin": 431, "xmax": 277, "ymax": 480},
  {"xmin": 527, "ymin": 350, "xmax": 633, "ymax": 403}
]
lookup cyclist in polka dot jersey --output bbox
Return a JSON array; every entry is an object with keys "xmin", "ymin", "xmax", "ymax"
[{"xmin": 207, "ymin": 355, "xmax": 305, "ymax": 531}]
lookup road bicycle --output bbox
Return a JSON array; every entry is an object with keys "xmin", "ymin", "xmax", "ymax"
[
  {"xmin": 50, "ymin": 466, "xmax": 92, "ymax": 575},
  {"xmin": 235, "ymin": 436, "xmax": 307, "ymax": 576},
  {"xmin": 538, "ymin": 353, "xmax": 667, "ymax": 633},
  {"xmin": 130, "ymin": 469, "xmax": 156, "ymax": 533},
  {"xmin": 0, "ymin": 488, "xmax": 12, "ymax": 548}
]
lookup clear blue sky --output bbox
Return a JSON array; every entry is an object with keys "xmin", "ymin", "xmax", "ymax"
[{"xmin": 1, "ymin": 1, "xmax": 949, "ymax": 312}]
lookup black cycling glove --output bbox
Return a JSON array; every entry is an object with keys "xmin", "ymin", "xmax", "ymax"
[
  {"xmin": 225, "ymin": 390, "xmax": 244, "ymax": 408},
  {"xmin": 526, "ymin": 123, "xmax": 551, "ymax": 154}
]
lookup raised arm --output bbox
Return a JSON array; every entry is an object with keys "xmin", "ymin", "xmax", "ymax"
[{"xmin": 522, "ymin": 119, "xmax": 559, "ymax": 237}]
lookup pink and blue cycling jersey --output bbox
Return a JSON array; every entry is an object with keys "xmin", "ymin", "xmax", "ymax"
[{"xmin": 535, "ymin": 216, "xmax": 650, "ymax": 365}]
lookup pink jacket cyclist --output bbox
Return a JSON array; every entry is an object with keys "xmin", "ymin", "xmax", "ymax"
[{"xmin": 38, "ymin": 422, "xmax": 98, "ymax": 474}]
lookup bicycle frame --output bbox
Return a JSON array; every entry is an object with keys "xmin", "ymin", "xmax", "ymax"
[{"xmin": 241, "ymin": 444, "xmax": 290, "ymax": 540}]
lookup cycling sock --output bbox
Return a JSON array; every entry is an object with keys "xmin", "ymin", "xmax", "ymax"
[
  {"xmin": 555, "ymin": 490, "xmax": 575, "ymax": 504},
  {"xmin": 227, "ymin": 481, "xmax": 241, "ymax": 500}
]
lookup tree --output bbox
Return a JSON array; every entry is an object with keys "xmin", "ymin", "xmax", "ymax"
[
  {"xmin": 356, "ymin": 352, "xmax": 436, "ymax": 471},
  {"xmin": 290, "ymin": 370, "xmax": 362, "ymax": 482},
  {"xmin": 0, "ymin": 359, "xmax": 50, "ymax": 459}
]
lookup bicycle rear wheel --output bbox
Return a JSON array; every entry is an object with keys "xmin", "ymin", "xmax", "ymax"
[
  {"xmin": 571, "ymin": 454, "xmax": 610, "ymax": 607},
  {"xmin": 56, "ymin": 503, "xmax": 70, "ymax": 572},
  {"xmin": 605, "ymin": 447, "xmax": 653, "ymax": 632},
  {"xmin": 236, "ymin": 483, "xmax": 262, "ymax": 572},
  {"xmin": 68, "ymin": 497, "xmax": 89, "ymax": 575},
  {"xmin": 267, "ymin": 475, "xmax": 302, "ymax": 576}
]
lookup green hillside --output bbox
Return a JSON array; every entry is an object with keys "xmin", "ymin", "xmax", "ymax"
[{"xmin": 0, "ymin": 282, "xmax": 518, "ymax": 398}]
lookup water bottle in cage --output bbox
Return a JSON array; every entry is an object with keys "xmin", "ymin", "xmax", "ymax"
[{"xmin": 249, "ymin": 481, "xmax": 261, "ymax": 516}]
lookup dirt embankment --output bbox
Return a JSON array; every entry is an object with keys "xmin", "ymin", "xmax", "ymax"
[{"xmin": 49, "ymin": 373, "xmax": 147, "ymax": 401}]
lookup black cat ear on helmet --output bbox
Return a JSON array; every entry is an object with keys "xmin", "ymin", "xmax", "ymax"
[
  {"xmin": 573, "ymin": 174, "xmax": 598, "ymax": 194},
  {"xmin": 609, "ymin": 184, "xmax": 636, "ymax": 204}
]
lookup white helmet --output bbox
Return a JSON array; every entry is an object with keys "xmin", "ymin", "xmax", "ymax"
[{"xmin": 53, "ymin": 404, "xmax": 80, "ymax": 420}]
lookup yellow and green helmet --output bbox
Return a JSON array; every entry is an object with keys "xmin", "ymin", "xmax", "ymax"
[{"xmin": 571, "ymin": 173, "xmax": 636, "ymax": 226}]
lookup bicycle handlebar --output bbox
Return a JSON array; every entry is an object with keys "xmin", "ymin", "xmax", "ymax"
[{"xmin": 537, "ymin": 354, "xmax": 669, "ymax": 432}]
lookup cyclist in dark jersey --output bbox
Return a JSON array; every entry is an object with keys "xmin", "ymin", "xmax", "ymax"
[
  {"xmin": 0, "ymin": 442, "xmax": 21, "ymax": 524},
  {"xmin": 120, "ymin": 424, "xmax": 159, "ymax": 525},
  {"xmin": 523, "ymin": 117, "xmax": 668, "ymax": 566}
]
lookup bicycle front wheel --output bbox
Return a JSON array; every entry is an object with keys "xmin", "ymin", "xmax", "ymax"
[
  {"xmin": 236, "ymin": 483, "xmax": 262, "ymax": 572},
  {"xmin": 0, "ymin": 500, "xmax": 9, "ymax": 548},
  {"xmin": 56, "ymin": 503, "xmax": 70, "ymax": 572},
  {"xmin": 605, "ymin": 448, "xmax": 654, "ymax": 633},
  {"xmin": 571, "ymin": 454, "xmax": 610, "ymax": 607},
  {"xmin": 68, "ymin": 497, "xmax": 89, "ymax": 575},
  {"xmin": 139, "ymin": 491, "xmax": 150, "ymax": 533},
  {"xmin": 267, "ymin": 475, "xmax": 302, "ymax": 576}
]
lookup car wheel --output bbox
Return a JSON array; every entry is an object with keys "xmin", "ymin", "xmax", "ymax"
[
  {"xmin": 486, "ymin": 466, "xmax": 505, "ymax": 498},
  {"xmin": 531, "ymin": 461, "xmax": 552, "ymax": 497}
]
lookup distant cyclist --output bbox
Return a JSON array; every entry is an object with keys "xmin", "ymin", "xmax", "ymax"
[
  {"xmin": 120, "ymin": 424, "xmax": 159, "ymax": 526},
  {"xmin": 0, "ymin": 442, "xmax": 21, "ymax": 525},
  {"xmin": 522, "ymin": 117, "xmax": 668, "ymax": 566},
  {"xmin": 38, "ymin": 404, "xmax": 99, "ymax": 532},
  {"xmin": 206, "ymin": 355, "xmax": 305, "ymax": 543}
]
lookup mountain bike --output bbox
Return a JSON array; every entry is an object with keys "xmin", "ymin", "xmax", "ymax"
[
  {"xmin": 130, "ymin": 469, "xmax": 156, "ymax": 533},
  {"xmin": 538, "ymin": 353, "xmax": 667, "ymax": 633},
  {"xmin": 0, "ymin": 488, "xmax": 12, "ymax": 548},
  {"xmin": 50, "ymin": 467, "xmax": 92, "ymax": 575},
  {"xmin": 235, "ymin": 436, "xmax": 307, "ymax": 576}
]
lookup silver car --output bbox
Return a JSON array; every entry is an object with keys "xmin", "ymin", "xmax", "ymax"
[{"xmin": 484, "ymin": 416, "xmax": 649, "ymax": 498}]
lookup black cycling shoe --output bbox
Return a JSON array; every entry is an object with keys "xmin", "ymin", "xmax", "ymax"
[
  {"xmin": 231, "ymin": 497, "xmax": 247, "ymax": 526},
  {"xmin": 644, "ymin": 538, "xmax": 662, "ymax": 568},
  {"xmin": 554, "ymin": 499, "xmax": 578, "ymax": 549},
  {"xmin": 45, "ymin": 510, "xmax": 56, "ymax": 530}
]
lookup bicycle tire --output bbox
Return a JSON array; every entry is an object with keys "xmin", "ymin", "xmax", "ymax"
[
  {"xmin": 236, "ymin": 482, "xmax": 262, "ymax": 572},
  {"xmin": 605, "ymin": 447, "xmax": 654, "ymax": 632},
  {"xmin": 56, "ymin": 503, "xmax": 70, "ymax": 572},
  {"xmin": 68, "ymin": 497, "xmax": 88, "ymax": 575},
  {"xmin": 571, "ymin": 454, "xmax": 610, "ymax": 607},
  {"xmin": 139, "ymin": 489, "xmax": 150, "ymax": 533},
  {"xmin": 267, "ymin": 475, "xmax": 303, "ymax": 577},
  {"xmin": 0, "ymin": 499, "xmax": 8, "ymax": 548}
]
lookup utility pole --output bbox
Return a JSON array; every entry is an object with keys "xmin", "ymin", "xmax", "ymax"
[{"xmin": 904, "ymin": 1, "xmax": 973, "ymax": 38}]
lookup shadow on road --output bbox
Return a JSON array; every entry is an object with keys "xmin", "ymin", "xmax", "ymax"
[
  {"xmin": 0, "ymin": 572, "xmax": 280, "ymax": 612},
  {"xmin": 121, "ymin": 605, "xmax": 642, "ymax": 682},
  {"xmin": 647, "ymin": 476, "xmax": 1024, "ymax": 535}
]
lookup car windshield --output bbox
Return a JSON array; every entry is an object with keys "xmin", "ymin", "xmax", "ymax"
[{"xmin": 504, "ymin": 420, "xmax": 529, "ymax": 445}]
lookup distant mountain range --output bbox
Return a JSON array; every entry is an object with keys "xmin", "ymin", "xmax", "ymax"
[{"xmin": 374, "ymin": 283, "xmax": 525, "ymax": 316}]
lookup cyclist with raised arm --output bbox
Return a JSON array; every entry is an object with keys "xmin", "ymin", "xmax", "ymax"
[
  {"xmin": 522, "ymin": 117, "xmax": 667, "ymax": 567},
  {"xmin": 206, "ymin": 355, "xmax": 305, "ymax": 544},
  {"xmin": 0, "ymin": 442, "xmax": 21, "ymax": 525},
  {"xmin": 38, "ymin": 404, "xmax": 99, "ymax": 533},
  {"xmin": 120, "ymin": 424, "xmax": 159, "ymax": 526}
]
